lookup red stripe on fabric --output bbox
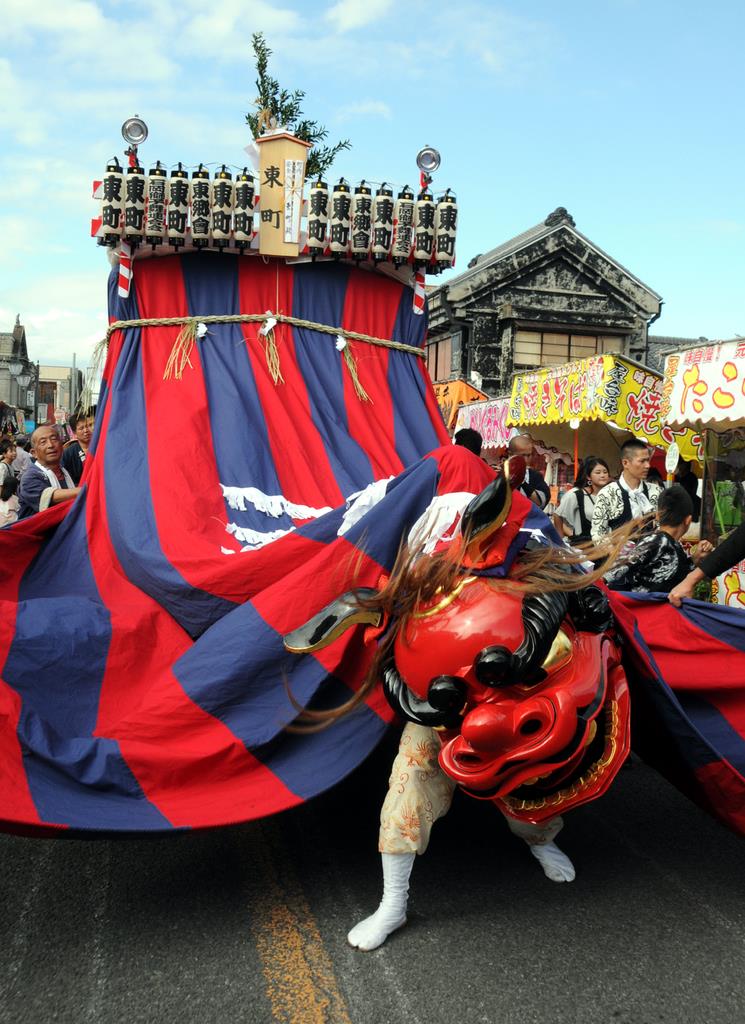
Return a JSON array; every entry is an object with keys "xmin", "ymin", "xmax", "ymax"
[
  {"xmin": 252, "ymin": 536, "xmax": 393, "ymax": 721},
  {"xmin": 617, "ymin": 599, "xmax": 745, "ymax": 738},
  {"xmin": 694, "ymin": 761, "xmax": 745, "ymax": 837},
  {"xmin": 0, "ymin": 507, "xmax": 71, "ymax": 829},
  {"xmin": 237, "ymin": 260, "xmax": 344, "ymax": 510},
  {"xmin": 417, "ymin": 357, "xmax": 450, "ymax": 446},
  {"xmin": 86, "ymin": 386, "xmax": 298, "ymax": 828},
  {"xmin": 133, "ymin": 256, "xmax": 249, "ymax": 601},
  {"xmin": 0, "ymin": 674, "xmax": 42, "ymax": 827},
  {"xmin": 339, "ymin": 270, "xmax": 407, "ymax": 479}
]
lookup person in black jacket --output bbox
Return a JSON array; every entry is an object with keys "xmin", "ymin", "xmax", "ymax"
[
  {"xmin": 669, "ymin": 520, "xmax": 745, "ymax": 606},
  {"xmin": 605, "ymin": 485, "xmax": 712, "ymax": 594}
]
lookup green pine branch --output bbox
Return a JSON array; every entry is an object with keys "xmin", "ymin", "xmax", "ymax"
[{"xmin": 246, "ymin": 32, "xmax": 350, "ymax": 179}]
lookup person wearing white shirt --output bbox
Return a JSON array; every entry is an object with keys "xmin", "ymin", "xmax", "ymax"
[{"xmin": 590, "ymin": 439, "xmax": 662, "ymax": 543}]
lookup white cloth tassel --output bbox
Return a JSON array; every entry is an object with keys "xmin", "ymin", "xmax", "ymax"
[
  {"xmin": 338, "ymin": 477, "xmax": 394, "ymax": 536},
  {"xmin": 225, "ymin": 522, "xmax": 295, "ymax": 548},
  {"xmin": 335, "ymin": 335, "xmax": 347, "ymax": 351},
  {"xmin": 220, "ymin": 485, "xmax": 332, "ymax": 520}
]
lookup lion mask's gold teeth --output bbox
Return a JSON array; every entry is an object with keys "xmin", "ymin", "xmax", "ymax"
[{"xmin": 502, "ymin": 700, "xmax": 619, "ymax": 813}]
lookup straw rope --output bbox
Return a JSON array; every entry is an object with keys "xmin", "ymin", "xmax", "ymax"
[
  {"xmin": 98, "ymin": 312, "xmax": 423, "ymax": 397},
  {"xmin": 102, "ymin": 312, "xmax": 425, "ymax": 357}
]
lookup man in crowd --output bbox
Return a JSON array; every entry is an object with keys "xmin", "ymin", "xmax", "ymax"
[
  {"xmin": 18, "ymin": 425, "xmax": 81, "ymax": 519},
  {"xmin": 590, "ymin": 438, "xmax": 662, "ymax": 542},
  {"xmin": 453, "ymin": 427, "xmax": 483, "ymax": 458},
  {"xmin": 12, "ymin": 436, "xmax": 32, "ymax": 478},
  {"xmin": 62, "ymin": 411, "xmax": 95, "ymax": 486},
  {"xmin": 507, "ymin": 433, "xmax": 550, "ymax": 508}
]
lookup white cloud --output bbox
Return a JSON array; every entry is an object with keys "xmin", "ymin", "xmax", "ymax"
[
  {"xmin": 180, "ymin": 0, "xmax": 304, "ymax": 60},
  {"xmin": 325, "ymin": 0, "xmax": 394, "ymax": 33},
  {"xmin": 0, "ymin": 268, "xmax": 108, "ymax": 366},
  {"xmin": 334, "ymin": 99, "xmax": 392, "ymax": 122}
]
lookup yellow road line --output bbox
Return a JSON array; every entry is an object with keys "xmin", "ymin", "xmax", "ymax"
[{"xmin": 246, "ymin": 822, "xmax": 353, "ymax": 1024}]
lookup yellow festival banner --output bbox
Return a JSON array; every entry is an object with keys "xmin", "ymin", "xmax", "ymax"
[
  {"xmin": 661, "ymin": 339, "xmax": 745, "ymax": 434},
  {"xmin": 507, "ymin": 354, "xmax": 702, "ymax": 461},
  {"xmin": 434, "ymin": 378, "xmax": 489, "ymax": 430}
]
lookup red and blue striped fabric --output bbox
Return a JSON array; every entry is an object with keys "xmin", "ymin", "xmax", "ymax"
[
  {"xmin": 0, "ymin": 253, "xmax": 473, "ymax": 836},
  {"xmin": 610, "ymin": 592, "xmax": 745, "ymax": 837}
]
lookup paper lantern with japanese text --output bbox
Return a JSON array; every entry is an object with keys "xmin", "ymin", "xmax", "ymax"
[
  {"xmin": 328, "ymin": 179, "xmax": 351, "ymax": 257},
  {"xmin": 413, "ymin": 186, "xmax": 436, "ymax": 268},
  {"xmin": 371, "ymin": 183, "xmax": 394, "ymax": 262},
  {"xmin": 123, "ymin": 162, "xmax": 146, "ymax": 246},
  {"xmin": 350, "ymin": 181, "xmax": 372, "ymax": 260},
  {"xmin": 101, "ymin": 159, "xmax": 124, "ymax": 247},
  {"xmin": 167, "ymin": 165, "xmax": 189, "ymax": 249},
  {"xmin": 190, "ymin": 166, "xmax": 211, "ymax": 248},
  {"xmin": 211, "ymin": 165, "xmax": 233, "ymax": 249},
  {"xmin": 391, "ymin": 186, "xmax": 415, "ymax": 266},
  {"xmin": 233, "ymin": 168, "xmax": 255, "ymax": 249},
  {"xmin": 145, "ymin": 163, "xmax": 166, "ymax": 247},
  {"xmin": 307, "ymin": 179, "xmax": 329, "ymax": 257},
  {"xmin": 435, "ymin": 190, "xmax": 458, "ymax": 269}
]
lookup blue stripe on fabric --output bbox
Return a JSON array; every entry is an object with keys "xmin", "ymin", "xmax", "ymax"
[
  {"xmin": 255, "ymin": 680, "xmax": 388, "ymax": 798},
  {"xmin": 4, "ymin": 495, "xmax": 109, "ymax": 735},
  {"xmin": 388, "ymin": 288, "xmax": 442, "ymax": 464},
  {"xmin": 291, "ymin": 262, "xmax": 374, "ymax": 495},
  {"xmin": 180, "ymin": 253, "xmax": 295, "ymax": 538},
  {"xmin": 173, "ymin": 600, "xmax": 331, "ymax": 747},
  {"xmin": 17, "ymin": 708, "xmax": 172, "ymax": 830},
  {"xmin": 103, "ymin": 288, "xmax": 236, "ymax": 637},
  {"xmin": 340, "ymin": 455, "xmax": 441, "ymax": 569},
  {"xmin": 675, "ymin": 693, "xmax": 745, "ymax": 776},
  {"xmin": 3, "ymin": 485, "xmax": 169, "ymax": 829},
  {"xmin": 679, "ymin": 599, "xmax": 745, "ymax": 654}
]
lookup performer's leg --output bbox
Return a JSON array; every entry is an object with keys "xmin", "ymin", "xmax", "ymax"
[
  {"xmin": 503, "ymin": 814, "xmax": 575, "ymax": 882},
  {"xmin": 348, "ymin": 724, "xmax": 455, "ymax": 951}
]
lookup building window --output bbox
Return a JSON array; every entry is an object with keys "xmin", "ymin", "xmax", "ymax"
[
  {"xmin": 426, "ymin": 332, "xmax": 460, "ymax": 382},
  {"xmin": 513, "ymin": 330, "xmax": 623, "ymax": 368}
]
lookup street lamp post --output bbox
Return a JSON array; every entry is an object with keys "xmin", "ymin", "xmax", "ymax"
[
  {"xmin": 7, "ymin": 360, "xmax": 22, "ymax": 408},
  {"xmin": 32, "ymin": 361, "xmax": 40, "ymax": 428}
]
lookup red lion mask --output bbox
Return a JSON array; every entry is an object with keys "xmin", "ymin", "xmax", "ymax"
[{"xmin": 285, "ymin": 461, "xmax": 630, "ymax": 825}]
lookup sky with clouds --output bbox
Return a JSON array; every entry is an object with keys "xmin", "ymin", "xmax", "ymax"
[{"xmin": 1, "ymin": 0, "xmax": 743, "ymax": 366}]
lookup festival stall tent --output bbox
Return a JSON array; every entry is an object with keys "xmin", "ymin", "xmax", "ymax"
[
  {"xmin": 507, "ymin": 353, "xmax": 702, "ymax": 481},
  {"xmin": 662, "ymin": 339, "xmax": 745, "ymax": 608},
  {"xmin": 454, "ymin": 396, "xmax": 515, "ymax": 452},
  {"xmin": 433, "ymin": 378, "xmax": 488, "ymax": 431}
]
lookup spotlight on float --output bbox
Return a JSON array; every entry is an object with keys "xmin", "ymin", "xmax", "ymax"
[
  {"xmin": 416, "ymin": 146, "xmax": 441, "ymax": 176},
  {"xmin": 121, "ymin": 116, "xmax": 149, "ymax": 148}
]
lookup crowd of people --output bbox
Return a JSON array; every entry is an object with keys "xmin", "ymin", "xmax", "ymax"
[
  {"xmin": 453, "ymin": 426, "xmax": 745, "ymax": 605},
  {"xmin": 0, "ymin": 411, "xmax": 94, "ymax": 526}
]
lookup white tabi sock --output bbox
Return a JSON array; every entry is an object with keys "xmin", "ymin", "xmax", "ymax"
[
  {"xmin": 529, "ymin": 840, "xmax": 576, "ymax": 882},
  {"xmin": 347, "ymin": 852, "xmax": 415, "ymax": 951}
]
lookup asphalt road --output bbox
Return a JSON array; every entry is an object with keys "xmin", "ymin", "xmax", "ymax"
[{"xmin": 2, "ymin": 738, "xmax": 745, "ymax": 1024}]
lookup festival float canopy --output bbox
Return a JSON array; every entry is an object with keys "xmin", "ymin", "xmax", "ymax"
[
  {"xmin": 661, "ymin": 339, "xmax": 745, "ymax": 433},
  {"xmin": 507, "ymin": 353, "xmax": 702, "ymax": 468}
]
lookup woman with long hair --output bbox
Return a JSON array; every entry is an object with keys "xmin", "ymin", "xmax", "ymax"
[{"xmin": 553, "ymin": 456, "xmax": 611, "ymax": 543}]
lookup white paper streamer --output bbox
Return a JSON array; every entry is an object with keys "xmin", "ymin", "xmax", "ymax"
[
  {"xmin": 338, "ymin": 477, "xmax": 394, "ymax": 536},
  {"xmin": 220, "ymin": 485, "xmax": 332, "ymax": 520}
]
